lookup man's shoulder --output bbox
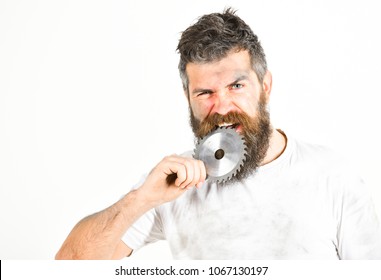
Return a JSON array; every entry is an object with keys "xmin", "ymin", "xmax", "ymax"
[
  {"xmin": 290, "ymin": 137, "xmax": 352, "ymax": 174},
  {"xmin": 292, "ymin": 138, "xmax": 338, "ymax": 159},
  {"xmin": 285, "ymin": 136, "xmax": 365, "ymax": 199}
]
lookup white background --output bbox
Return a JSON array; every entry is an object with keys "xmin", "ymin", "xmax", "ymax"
[{"xmin": 0, "ymin": 0, "xmax": 380, "ymax": 259}]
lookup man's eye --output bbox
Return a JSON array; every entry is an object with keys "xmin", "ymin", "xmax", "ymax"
[
  {"xmin": 231, "ymin": 84, "xmax": 243, "ymax": 89},
  {"xmin": 197, "ymin": 91, "xmax": 211, "ymax": 96}
]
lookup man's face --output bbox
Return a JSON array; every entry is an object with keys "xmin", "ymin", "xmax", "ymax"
[{"xmin": 186, "ymin": 50, "xmax": 273, "ymax": 183}]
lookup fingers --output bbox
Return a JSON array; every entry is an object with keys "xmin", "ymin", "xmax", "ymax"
[
  {"xmin": 197, "ymin": 159, "xmax": 207, "ymax": 189},
  {"xmin": 162, "ymin": 155, "xmax": 206, "ymax": 189}
]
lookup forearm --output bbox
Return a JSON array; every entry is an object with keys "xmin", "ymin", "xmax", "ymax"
[
  {"xmin": 56, "ymin": 155, "xmax": 206, "ymax": 259},
  {"xmin": 55, "ymin": 189, "xmax": 154, "ymax": 260}
]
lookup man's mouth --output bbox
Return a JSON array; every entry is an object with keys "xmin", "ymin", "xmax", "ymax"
[
  {"xmin": 216, "ymin": 123, "xmax": 238, "ymax": 129},
  {"xmin": 215, "ymin": 123, "xmax": 242, "ymax": 133}
]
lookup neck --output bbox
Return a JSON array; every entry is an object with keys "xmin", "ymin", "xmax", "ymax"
[{"xmin": 261, "ymin": 128, "xmax": 287, "ymax": 165}]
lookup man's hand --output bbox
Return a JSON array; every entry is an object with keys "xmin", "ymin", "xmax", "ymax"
[{"xmin": 137, "ymin": 155, "xmax": 206, "ymax": 207}]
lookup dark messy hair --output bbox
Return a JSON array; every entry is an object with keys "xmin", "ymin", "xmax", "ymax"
[{"xmin": 177, "ymin": 7, "xmax": 267, "ymax": 94}]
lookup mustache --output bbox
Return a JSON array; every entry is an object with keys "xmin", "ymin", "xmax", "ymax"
[{"xmin": 195, "ymin": 111, "xmax": 254, "ymax": 138}]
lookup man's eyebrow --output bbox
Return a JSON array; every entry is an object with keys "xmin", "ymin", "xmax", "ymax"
[
  {"xmin": 227, "ymin": 75, "xmax": 249, "ymax": 86},
  {"xmin": 191, "ymin": 88, "xmax": 213, "ymax": 95}
]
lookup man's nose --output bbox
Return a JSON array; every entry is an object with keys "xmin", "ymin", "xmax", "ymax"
[{"xmin": 210, "ymin": 91, "xmax": 235, "ymax": 116}]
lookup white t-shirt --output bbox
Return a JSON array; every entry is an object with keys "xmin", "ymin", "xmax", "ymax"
[{"xmin": 122, "ymin": 135, "xmax": 381, "ymax": 259}]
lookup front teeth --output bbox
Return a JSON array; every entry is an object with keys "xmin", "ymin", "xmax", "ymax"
[
  {"xmin": 219, "ymin": 123, "xmax": 233, "ymax": 128},
  {"xmin": 218, "ymin": 123, "xmax": 238, "ymax": 129}
]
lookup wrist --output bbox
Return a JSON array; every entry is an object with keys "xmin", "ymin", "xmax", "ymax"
[{"xmin": 127, "ymin": 188, "xmax": 158, "ymax": 211}]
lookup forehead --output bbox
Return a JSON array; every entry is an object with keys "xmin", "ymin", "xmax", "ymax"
[{"xmin": 186, "ymin": 50, "xmax": 256, "ymax": 88}]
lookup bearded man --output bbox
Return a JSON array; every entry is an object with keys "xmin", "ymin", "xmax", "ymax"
[{"xmin": 56, "ymin": 8, "xmax": 381, "ymax": 260}]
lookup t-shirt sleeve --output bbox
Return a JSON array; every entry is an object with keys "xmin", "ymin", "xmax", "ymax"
[
  {"xmin": 121, "ymin": 175, "xmax": 165, "ymax": 251},
  {"xmin": 336, "ymin": 173, "xmax": 381, "ymax": 259}
]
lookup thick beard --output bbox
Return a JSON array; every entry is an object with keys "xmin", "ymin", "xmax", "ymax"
[{"xmin": 189, "ymin": 92, "xmax": 272, "ymax": 185}]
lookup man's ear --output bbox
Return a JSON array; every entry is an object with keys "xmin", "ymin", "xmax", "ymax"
[{"xmin": 262, "ymin": 71, "xmax": 272, "ymax": 101}]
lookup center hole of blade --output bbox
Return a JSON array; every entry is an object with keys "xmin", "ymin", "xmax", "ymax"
[{"xmin": 215, "ymin": 149, "xmax": 225, "ymax": 160}]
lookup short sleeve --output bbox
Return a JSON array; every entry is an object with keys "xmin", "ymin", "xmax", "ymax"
[
  {"xmin": 121, "ymin": 175, "xmax": 165, "ymax": 251},
  {"xmin": 122, "ymin": 207, "xmax": 165, "ymax": 250},
  {"xmin": 336, "ymin": 174, "xmax": 381, "ymax": 259}
]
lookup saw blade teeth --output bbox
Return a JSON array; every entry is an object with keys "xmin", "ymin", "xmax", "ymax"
[{"xmin": 193, "ymin": 124, "xmax": 247, "ymax": 185}]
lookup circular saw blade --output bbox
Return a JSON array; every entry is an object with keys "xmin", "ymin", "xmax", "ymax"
[{"xmin": 194, "ymin": 127, "xmax": 247, "ymax": 183}]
